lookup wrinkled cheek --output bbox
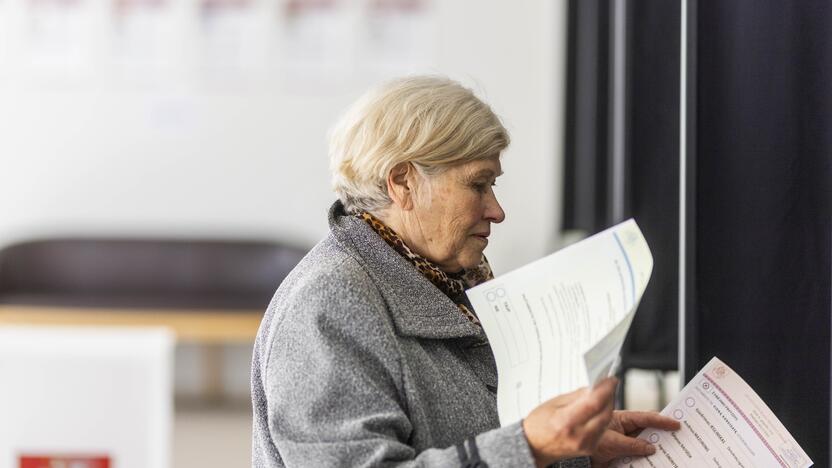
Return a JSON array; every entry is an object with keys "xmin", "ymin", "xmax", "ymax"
[{"xmin": 443, "ymin": 239, "xmax": 466, "ymax": 263}]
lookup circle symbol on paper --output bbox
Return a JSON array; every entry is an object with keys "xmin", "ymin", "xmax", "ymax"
[
  {"xmin": 496, "ymin": 288, "xmax": 506, "ymax": 298},
  {"xmin": 486, "ymin": 291, "xmax": 497, "ymax": 302},
  {"xmin": 622, "ymin": 457, "xmax": 632, "ymax": 463},
  {"xmin": 648, "ymin": 433, "xmax": 660, "ymax": 444},
  {"xmin": 685, "ymin": 397, "xmax": 695, "ymax": 407},
  {"xmin": 673, "ymin": 409, "xmax": 684, "ymax": 420},
  {"xmin": 702, "ymin": 381, "xmax": 710, "ymax": 390},
  {"xmin": 714, "ymin": 366, "xmax": 727, "ymax": 378}
]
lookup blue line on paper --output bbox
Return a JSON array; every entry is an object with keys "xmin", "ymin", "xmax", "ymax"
[{"xmin": 613, "ymin": 231, "xmax": 635, "ymax": 307}]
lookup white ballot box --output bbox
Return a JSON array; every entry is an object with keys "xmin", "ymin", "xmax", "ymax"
[{"xmin": 0, "ymin": 326, "xmax": 174, "ymax": 468}]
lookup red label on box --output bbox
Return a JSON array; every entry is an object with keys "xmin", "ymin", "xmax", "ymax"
[{"xmin": 19, "ymin": 455, "xmax": 111, "ymax": 468}]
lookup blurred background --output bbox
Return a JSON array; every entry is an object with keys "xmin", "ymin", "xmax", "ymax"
[{"xmin": 0, "ymin": 0, "xmax": 829, "ymax": 467}]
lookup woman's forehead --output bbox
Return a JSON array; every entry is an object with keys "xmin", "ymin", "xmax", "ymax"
[{"xmin": 456, "ymin": 158, "xmax": 503, "ymax": 178}]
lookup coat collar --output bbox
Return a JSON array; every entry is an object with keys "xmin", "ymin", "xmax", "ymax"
[{"xmin": 327, "ymin": 200, "xmax": 487, "ymax": 342}]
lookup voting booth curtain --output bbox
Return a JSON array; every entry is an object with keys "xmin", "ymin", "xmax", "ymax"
[
  {"xmin": 563, "ymin": 0, "xmax": 831, "ymax": 464},
  {"xmin": 686, "ymin": 1, "xmax": 832, "ymax": 465},
  {"xmin": 563, "ymin": 0, "xmax": 681, "ymax": 383}
]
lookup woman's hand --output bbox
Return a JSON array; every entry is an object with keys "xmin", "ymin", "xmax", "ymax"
[
  {"xmin": 589, "ymin": 410, "xmax": 681, "ymax": 467},
  {"xmin": 522, "ymin": 378, "xmax": 618, "ymax": 468}
]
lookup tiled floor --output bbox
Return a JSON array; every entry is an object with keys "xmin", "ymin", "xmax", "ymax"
[{"xmin": 173, "ymin": 370, "xmax": 681, "ymax": 468}]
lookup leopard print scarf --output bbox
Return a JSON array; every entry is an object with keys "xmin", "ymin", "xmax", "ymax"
[{"xmin": 358, "ymin": 211, "xmax": 493, "ymax": 326}]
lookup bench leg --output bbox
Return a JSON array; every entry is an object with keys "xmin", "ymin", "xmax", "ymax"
[{"xmin": 203, "ymin": 344, "xmax": 225, "ymax": 402}]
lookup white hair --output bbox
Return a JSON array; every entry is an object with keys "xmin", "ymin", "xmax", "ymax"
[{"xmin": 328, "ymin": 76, "xmax": 510, "ymax": 214}]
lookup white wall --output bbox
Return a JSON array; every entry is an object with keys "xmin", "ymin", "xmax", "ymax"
[
  {"xmin": 0, "ymin": 0, "xmax": 568, "ymax": 397},
  {"xmin": 0, "ymin": 0, "xmax": 567, "ymax": 272}
]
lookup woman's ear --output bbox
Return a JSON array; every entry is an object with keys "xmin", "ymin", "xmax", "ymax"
[{"xmin": 386, "ymin": 162, "xmax": 416, "ymax": 211}]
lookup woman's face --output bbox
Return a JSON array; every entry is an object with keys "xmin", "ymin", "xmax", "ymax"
[{"xmin": 406, "ymin": 156, "xmax": 505, "ymax": 272}]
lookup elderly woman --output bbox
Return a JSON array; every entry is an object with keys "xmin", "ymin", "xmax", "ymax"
[{"xmin": 251, "ymin": 76, "xmax": 678, "ymax": 467}]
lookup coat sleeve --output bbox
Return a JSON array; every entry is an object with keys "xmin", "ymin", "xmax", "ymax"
[{"xmin": 259, "ymin": 267, "xmax": 544, "ymax": 468}]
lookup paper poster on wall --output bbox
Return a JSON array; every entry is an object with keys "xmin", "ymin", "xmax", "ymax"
[
  {"xmin": 0, "ymin": 0, "xmax": 5, "ymax": 69},
  {"xmin": 279, "ymin": 0, "xmax": 352, "ymax": 91},
  {"xmin": 0, "ymin": 0, "xmax": 8, "ymax": 77},
  {"xmin": 199, "ymin": 0, "xmax": 268, "ymax": 78},
  {"xmin": 111, "ymin": 0, "xmax": 170, "ymax": 75},
  {"xmin": 25, "ymin": 0, "xmax": 94, "ymax": 75},
  {"xmin": 360, "ymin": 0, "xmax": 434, "ymax": 78}
]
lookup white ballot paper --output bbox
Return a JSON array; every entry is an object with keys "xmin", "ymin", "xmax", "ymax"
[
  {"xmin": 467, "ymin": 219, "xmax": 653, "ymax": 426},
  {"xmin": 612, "ymin": 357, "xmax": 812, "ymax": 468}
]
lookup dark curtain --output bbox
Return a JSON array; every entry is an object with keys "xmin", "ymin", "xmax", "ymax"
[
  {"xmin": 563, "ymin": 0, "xmax": 680, "ymax": 376},
  {"xmin": 691, "ymin": 1, "xmax": 832, "ymax": 465},
  {"xmin": 622, "ymin": 0, "xmax": 680, "ymax": 374},
  {"xmin": 563, "ymin": 0, "xmax": 610, "ymax": 232},
  {"xmin": 563, "ymin": 2, "xmax": 831, "ymax": 460}
]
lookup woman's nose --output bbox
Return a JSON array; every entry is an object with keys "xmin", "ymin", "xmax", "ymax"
[{"xmin": 485, "ymin": 192, "xmax": 505, "ymax": 223}]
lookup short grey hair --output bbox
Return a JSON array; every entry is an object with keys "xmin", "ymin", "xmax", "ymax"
[{"xmin": 328, "ymin": 76, "xmax": 510, "ymax": 214}]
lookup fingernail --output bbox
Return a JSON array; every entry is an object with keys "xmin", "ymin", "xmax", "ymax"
[{"xmin": 645, "ymin": 444, "xmax": 656, "ymax": 455}]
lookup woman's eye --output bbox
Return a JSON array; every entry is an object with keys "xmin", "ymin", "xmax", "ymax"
[{"xmin": 471, "ymin": 181, "xmax": 496, "ymax": 193}]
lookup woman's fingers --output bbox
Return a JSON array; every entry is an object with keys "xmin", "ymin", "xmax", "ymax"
[
  {"xmin": 614, "ymin": 410, "xmax": 681, "ymax": 434},
  {"xmin": 579, "ymin": 394, "xmax": 615, "ymax": 440},
  {"xmin": 561, "ymin": 378, "xmax": 618, "ymax": 427},
  {"xmin": 555, "ymin": 380, "xmax": 617, "ymax": 452},
  {"xmin": 551, "ymin": 385, "xmax": 591, "ymax": 407},
  {"xmin": 522, "ymin": 378, "xmax": 619, "ymax": 466},
  {"xmin": 597, "ymin": 430, "xmax": 657, "ymax": 458},
  {"xmin": 590, "ymin": 411, "xmax": 681, "ymax": 465}
]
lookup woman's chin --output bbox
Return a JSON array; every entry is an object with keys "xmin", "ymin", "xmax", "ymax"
[{"xmin": 457, "ymin": 251, "xmax": 486, "ymax": 270}]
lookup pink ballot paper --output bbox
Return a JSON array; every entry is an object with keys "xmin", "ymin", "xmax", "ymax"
[{"xmin": 613, "ymin": 357, "xmax": 812, "ymax": 468}]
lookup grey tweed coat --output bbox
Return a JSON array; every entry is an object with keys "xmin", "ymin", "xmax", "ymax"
[{"xmin": 251, "ymin": 201, "xmax": 590, "ymax": 468}]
